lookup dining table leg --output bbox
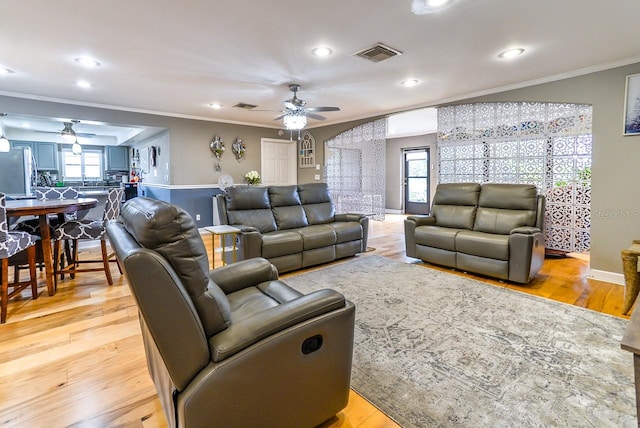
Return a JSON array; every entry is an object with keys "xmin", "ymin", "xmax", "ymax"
[{"xmin": 37, "ymin": 214, "xmax": 56, "ymax": 296}]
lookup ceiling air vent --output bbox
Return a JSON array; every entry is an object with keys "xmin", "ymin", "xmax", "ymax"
[
  {"xmin": 233, "ymin": 102, "xmax": 258, "ymax": 110},
  {"xmin": 353, "ymin": 43, "xmax": 403, "ymax": 63}
]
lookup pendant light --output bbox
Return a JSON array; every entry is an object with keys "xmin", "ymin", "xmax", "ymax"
[
  {"xmin": 72, "ymin": 137, "xmax": 82, "ymax": 155},
  {"xmin": 0, "ymin": 113, "xmax": 10, "ymax": 153}
]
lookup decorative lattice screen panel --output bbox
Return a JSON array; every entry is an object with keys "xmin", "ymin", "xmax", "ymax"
[{"xmin": 437, "ymin": 102, "xmax": 592, "ymax": 253}]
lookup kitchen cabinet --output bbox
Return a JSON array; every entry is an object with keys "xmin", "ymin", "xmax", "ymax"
[
  {"xmin": 106, "ymin": 146, "xmax": 129, "ymax": 171},
  {"xmin": 34, "ymin": 142, "xmax": 58, "ymax": 170},
  {"xmin": 9, "ymin": 141, "xmax": 58, "ymax": 170}
]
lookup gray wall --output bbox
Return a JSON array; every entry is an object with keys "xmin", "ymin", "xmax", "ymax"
[
  {"xmin": 0, "ymin": 95, "xmax": 282, "ymax": 186},
  {"xmin": 385, "ymin": 134, "xmax": 437, "ymax": 212},
  {"xmin": 454, "ymin": 62, "xmax": 640, "ymax": 274}
]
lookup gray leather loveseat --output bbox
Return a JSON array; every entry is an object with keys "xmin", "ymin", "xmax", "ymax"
[
  {"xmin": 404, "ymin": 183, "xmax": 545, "ymax": 283},
  {"xmin": 215, "ymin": 182, "xmax": 369, "ymax": 273},
  {"xmin": 106, "ymin": 197, "xmax": 356, "ymax": 428}
]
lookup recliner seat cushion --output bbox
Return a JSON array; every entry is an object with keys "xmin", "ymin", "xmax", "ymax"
[
  {"xmin": 414, "ymin": 225, "xmax": 461, "ymax": 251},
  {"xmin": 120, "ymin": 197, "xmax": 232, "ymax": 337},
  {"xmin": 455, "ymin": 230, "xmax": 510, "ymax": 260},
  {"xmin": 295, "ymin": 225, "xmax": 336, "ymax": 250},
  {"xmin": 261, "ymin": 230, "xmax": 304, "ymax": 258},
  {"xmin": 328, "ymin": 222, "xmax": 362, "ymax": 244}
]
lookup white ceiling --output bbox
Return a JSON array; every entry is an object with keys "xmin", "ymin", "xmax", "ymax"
[{"xmin": 1, "ymin": 0, "xmax": 640, "ymax": 136}]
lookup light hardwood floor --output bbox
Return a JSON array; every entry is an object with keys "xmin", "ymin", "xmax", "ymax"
[{"xmin": 0, "ymin": 215, "xmax": 628, "ymax": 427}]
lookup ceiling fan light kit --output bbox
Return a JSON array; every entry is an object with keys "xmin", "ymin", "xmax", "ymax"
[
  {"xmin": 60, "ymin": 121, "xmax": 78, "ymax": 142},
  {"xmin": 277, "ymin": 84, "xmax": 339, "ymax": 130}
]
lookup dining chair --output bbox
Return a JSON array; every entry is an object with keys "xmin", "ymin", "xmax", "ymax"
[
  {"xmin": 12, "ymin": 187, "xmax": 80, "ymax": 277},
  {"xmin": 53, "ymin": 188, "xmax": 123, "ymax": 285},
  {"xmin": 0, "ymin": 193, "xmax": 39, "ymax": 324}
]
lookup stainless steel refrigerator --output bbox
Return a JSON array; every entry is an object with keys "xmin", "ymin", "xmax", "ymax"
[{"xmin": 0, "ymin": 147, "xmax": 33, "ymax": 197}]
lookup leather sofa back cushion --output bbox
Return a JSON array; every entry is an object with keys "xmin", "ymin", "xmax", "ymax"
[
  {"xmin": 474, "ymin": 184, "xmax": 538, "ymax": 234},
  {"xmin": 474, "ymin": 208, "xmax": 536, "ymax": 234},
  {"xmin": 227, "ymin": 209, "xmax": 277, "ymax": 233},
  {"xmin": 273, "ymin": 205, "xmax": 308, "ymax": 229},
  {"xmin": 432, "ymin": 205, "xmax": 477, "ymax": 229},
  {"xmin": 432, "ymin": 183, "xmax": 481, "ymax": 206},
  {"xmin": 269, "ymin": 185, "xmax": 302, "ymax": 207},
  {"xmin": 298, "ymin": 183, "xmax": 335, "ymax": 224},
  {"xmin": 225, "ymin": 186, "xmax": 270, "ymax": 210},
  {"xmin": 478, "ymin": 184, "xmax": 538, "ymax": 211},
  {"xmin": 120, "ymin": 197, "xmax": 231, "ymax": 337}
]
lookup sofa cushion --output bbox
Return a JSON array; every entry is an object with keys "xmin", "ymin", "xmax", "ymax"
[
  {"xmin": 328, "ymin": 221, "xmax": 362, "ymax": 244},
  {"xmin": 431, "ymin": 183, "xmax": 481, "ymax": 229},
  {"xmin": 225, "ymin": 185, "xmax": 277, "ymax": 233},
  {"xmin": 261, "ymin": 230, "xmax": 304, "ymax": 258},
  {"xmin": 225, "ymin": 185, "xmax": 271, "ymax": 210},
  {"xmin": 433, "ymin": 183, "xmax": 481, "ymax": 206},
  {"xmin": 227, "ymin": 209, "xmax": 277, "ymax": 233},
  {"xmin": 295, "ymin": 225, "xmax": 336, "ymax": 250},
  {"xmin": 272, "ymin": 205, "xmax": 308, "ymax": 230},
  {"xmin": 269, "ymin": 185, "xmax": 302, "ymax": 206},
  {"xmin": 432, "ymin": 205, "xmax": 478, "ymax": 230},
  {"xmin": 473, "ymin": 208, "xmax": 537, "ymax": 235},
  {"xmin": 120, "ymin": 197, "xmax": 231, "ymax": 337},
  {"xmin": 455, "ymin": 230, "xmax": 510, "ymax": 261},
  {"xmin": 474, "ymin": 184, "xmax": 538, "ymax": 234},
  {"xmin": 414, "ymin": 225, "xmax": 461, "ymax": 251},
  {"xmin": 298, "ymin": 183, "xmax": 336, "ymax": 225}
]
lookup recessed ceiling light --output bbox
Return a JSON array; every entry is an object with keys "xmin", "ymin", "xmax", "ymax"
[
  {"xmin": 0, "ymin": 68, "xmax": 14, "ymax": 75},
  {"xmin": 209, "ymin": 103, "xmax": 222, "ymax": 109},
  {"xmin": 75, "ymin": 57, "xmax": 101, "ymax": 67},
  {"xmin": 311, "ymin": 47, "xmax": 333, "ymax": 57},
  {"xmin": 401, "ymin": 79, "xmax": 420, "ymax": 87},
  {"xmin": 498, "ymin": 48, "xmax": 525, "ymax": 59},
  {"xmin": 411, "ymin": 0, "xmax": 453, "ymax": 14},
  {"xmin": 76, "ymin": 80, "xmax": 92, "ymax": 88}
]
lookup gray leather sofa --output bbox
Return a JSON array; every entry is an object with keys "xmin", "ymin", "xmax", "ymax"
[
  {"xmin": 404, "ymin": 183, "xmax": 545, "ymax": 283},
  {"xmin": 106, "ymin": 197, "xmax": 355, "ymax": 428},
  {"xmin": 215, "ymin": 182, "xmax": 369, "ymax": 273}
]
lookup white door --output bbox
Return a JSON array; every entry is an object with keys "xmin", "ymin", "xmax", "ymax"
[{"xmin": 261, "ymin": 138, "xmax": 297, "ymax": 186}]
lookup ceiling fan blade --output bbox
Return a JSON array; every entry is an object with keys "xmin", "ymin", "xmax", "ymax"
[
  {"xmin": 284, "ymin": 101, "xmax": 298, "ymax": 110},
  {"xmin": 306, "ymin": 113, "xmax": 327, "ymax": 121},
  {"xmin": 77, "ymin": 133, "xmax": 96, "ymax": 138},
  {"xmin": 273, "ymin": 114, "xmax": 286, "ymax": 121},
  {"xmin": 306, "ymin": 106, "xmax": 340, "ymax": 112}
]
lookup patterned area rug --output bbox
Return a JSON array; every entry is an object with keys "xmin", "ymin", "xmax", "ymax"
[{"xmin": 285, "ymin": 255, "xmax": 636, "ymax": 427}]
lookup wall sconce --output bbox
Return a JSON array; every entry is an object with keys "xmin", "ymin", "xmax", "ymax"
[
  {"xmin": 232, "ymin": 137, "xmax": 246, "ymax": 161},
  {"xmin": 209, "ymin": 135, "xmax": 225, "ymax": 171}
]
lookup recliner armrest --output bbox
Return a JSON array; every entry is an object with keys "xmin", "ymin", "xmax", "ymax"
[
  {"xmin": 234, "ymin": 224, "xmax": 260, "ymax": 233},
  {"xmin": 208, "ymin": 289, "xmax": 347, "ymax": 362},
  {"xmin": 510, "ymin": 226, "xmax": 541, "ymax": 235},
  {"xmin": 335, "ymin": 213, "xmax": 365, "ymax": 222},
  {"xmin": 406, "ymin": 215, "xmax": 436, "ymax": 226},
  {"xmin": 209, "ymin": 257, "xmax": 278, "ymax": 294}
]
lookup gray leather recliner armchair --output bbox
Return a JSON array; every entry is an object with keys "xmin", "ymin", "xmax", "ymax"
[{"xmin": 106, "ymin": 197, "xmax": 355, "ymax": 428}]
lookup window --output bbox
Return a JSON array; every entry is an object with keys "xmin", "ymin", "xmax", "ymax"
[{"xmin": 61, "ymin": 149, "xmax": 103, "ymax": 180}]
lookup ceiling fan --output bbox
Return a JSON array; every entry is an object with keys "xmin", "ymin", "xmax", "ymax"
[
  {"xmin": 36, "ymin": 119, "xmax": 96, "ymax": 139},
  {"xmin": 274, "ymin": 84, "xmax": 340, "ymax": 130}
]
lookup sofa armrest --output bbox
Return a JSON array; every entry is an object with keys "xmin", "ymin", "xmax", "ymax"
[
  {"xmin": 233, "ymin": 228, "xmax": 263, "ymax": 261},
  {"xmin": 510, "ymin": 226, "xmax": 541, "ymax": 235},
  {"xmin": 209, "ymin": 289, "xmax": 347, "ymax": 362},
  {"xmin": 404, "ymin": 215, "xmax": 436, "ymax": 258},
  {"xmin": 406, "ymin": 215, "xmax": 436, "ymax": 226},
  {"xmin": 335, "ymin": 213, "xmax": 369, "ymax": 252},
  {"xmin": 209, "ymin": 257, "xmax": 278, "ymax": 294},
  {"xmin": 335, "ymin": 213, "xmax": 365, "ymax": 222}
]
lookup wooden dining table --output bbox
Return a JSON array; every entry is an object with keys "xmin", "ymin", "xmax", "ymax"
[{"xmin": 6, "ymin": 198, "xmax": 98, "ymax": 296}]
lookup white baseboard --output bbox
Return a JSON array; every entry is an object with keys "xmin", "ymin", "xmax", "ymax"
[
  {"xmin": 385, "ymin": 209, "xmax": 403, "ymax": 215},
  {"xmin": 587, "ymin": 269, "xmax": 625, "ymax": 285}
]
